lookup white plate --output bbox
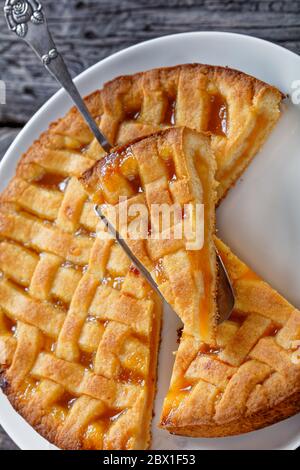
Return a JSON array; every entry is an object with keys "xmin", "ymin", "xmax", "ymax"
[{"xmin": 0, "ymin": 32, "xmax": 299, "ymax": 451}]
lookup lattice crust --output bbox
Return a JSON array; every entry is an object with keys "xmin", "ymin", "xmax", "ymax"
[
  {"xmin": 0, "ymin": 64, "xmax": 284, "ymax": 448},
  {"xmin": 160, "ymin": 238, "xmax": 300, "ymax": 437},
  {"xmin": 0, "ymin": 153, "xmax": 162, "ymax": 449},
  {"xmin": 17, "ymin": 63, "xmax": 282, "ymax": 202},
  {"xmin": 80, "ymin": 127, "xmax": 218, "ymax": 343}
]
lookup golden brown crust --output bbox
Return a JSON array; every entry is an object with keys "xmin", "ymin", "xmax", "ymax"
[
  {"xmin": 160, "ymin": 238, "xmax": 300, "ymax": 437},
  {"xmin": 164, "ymin": 391, "xmax": 300, "ymax": 438},
  {"xmin": 0, "ymin": 64, "xmax": 285, "ymax": 448}
]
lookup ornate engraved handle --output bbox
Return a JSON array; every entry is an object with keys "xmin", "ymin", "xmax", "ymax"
[
  {"xmin": 4, "ymin": 0, "xmax": 110, "ymax": 152},
  {"xmin": 4, "ymin": 0, "xmax": 44, "ymax": 39}
]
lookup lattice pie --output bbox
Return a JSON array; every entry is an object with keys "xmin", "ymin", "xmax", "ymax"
[
  {"xmin": 161, "ymin": 238, "xmax": 300, "ymax": 437},
  {"xmin": 81, "ymin": 127, "xmax": 218, "ymax": 343},
  {"xmin": 0, "ymin": 64, "xmax": 290, "ymax": 449}
]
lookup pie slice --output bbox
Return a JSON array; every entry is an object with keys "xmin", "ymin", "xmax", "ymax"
[
  {"xmin": 81, "ymin": 127, "xmax": 218, "ymax": 343},
  {"xmin": 160, "ymin": 238, "xmax": 300, "ymax": 437},
  {"xmin": 56, "ymin": 63, "xmax": 283, "ymax": 201}
]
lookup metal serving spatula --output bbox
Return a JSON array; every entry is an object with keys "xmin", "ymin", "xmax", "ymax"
[{"xmin": 4, "ymin": 0, "xmax": 235, "ymax": 323}]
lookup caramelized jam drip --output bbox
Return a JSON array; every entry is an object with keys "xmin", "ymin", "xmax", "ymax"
[
  {"xmin": 229, "ymin": 310, "xmax": 247, "ymax": 326},
  {"xmin": 50, "ymin": 406, "xmax": 67, "ymax": 422},
  {"xmin": 127, "ymin": 173, "xmax": 143, "ymax": 194},
  {"xmin": 36, "ymin": 173, "xmax": 69, "ymax": 191},
  {"xmin": 80, "ymin": 351, "xmax": 95, "ymax": 371},
  {"xmin": 208, "ymin": 94, "xmax": 228, "ymax": 136},
  {"xmin": 83, "ymin": 406, "xmax": 129, "ymax": 448},
  {"xmin": 51, "ymin": 296, "xmax": 69, "ymax": 312},
  {"xmin": 19, "ymin": 378, "xmax": 39, "ymax": 401},
  {"xmin": 163, "ymin": 98, "xmax": 176, "ymax": 126},
  {"xmin": 56, "ymin": 391, "xmax": 76, "ymax": 410},
  {"xmin": 161, "ymin": 377, "xmax": 193, "ymax": 424},
  {"xmin": 83, "ymin": 423, "xmax": 105, "ymax": 450},
  {"xmin": 154, "ymin": 259, "xmax": 168, "ymax": 284},
  {"xmin": 264, "ymin": 323, "xmax": 281, "ymax": 338},
  {"xmin": 199, "ymin": 343, "xmax": 221, "ymax": 356},
  {"xmin": 2, "ymin": 315, "xmax": 16, "ymax": 334},
  {"xmin": 43, "ymin": 337, "xmax": 56, "ymax": 353},
  {"xmin": 129, "ymin": 266, "xmax": 140, "ymax": 276},
  {"xmin": 124, "ymin": 107, "xmax": 141, "ymax": 121},
  {"xmin": 118, "ymin": 367, "xmax": 145, "ymax": 385},
  {"xmin": 100, "ymin": 149, "xmax": 143, "ymax": 194},
  {"xmin": 164, "ymin": 158, "xmax": 177, "ymax": 182}
]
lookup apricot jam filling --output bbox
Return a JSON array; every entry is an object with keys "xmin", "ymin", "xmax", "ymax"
[
  {"xmin": 35, "ymin": 173, "xmax": 70, "ymax": 192},
  {"xmin": 161, "ymin": 377, "xmax": 193, "ymax": 424},
  {"xmin": 163, "ymin": 98, "xmax": 176, "ymax": 126},
  {"xmin": 97, "ymin": 148, "xmax": 143, "ymax": 199},
  {"xmin": 208, "ymin": 94, "xmax": 228, "ymax": 136}
]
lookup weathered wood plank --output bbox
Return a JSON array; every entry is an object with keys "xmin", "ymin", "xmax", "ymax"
[
  {"xmin": 0, "ymin": 128, "xmax": 20, "ymax": 160},
  {"xmin": 0, "ymin": 0, "xmax": 300, "ymax": 124},
  {"xmin": 0, "ymin": 425, "xmax": 18, "ymax": 450}
]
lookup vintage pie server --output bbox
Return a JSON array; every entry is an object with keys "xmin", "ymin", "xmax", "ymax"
[{"xmin": 4, "ymin": 0, "xmax": 235, "ymax": 323}]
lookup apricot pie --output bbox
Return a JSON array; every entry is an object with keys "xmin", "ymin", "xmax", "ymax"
[
  {"xmin": 0, "ymin": 64, "xmax": 289, "ymax": 449},
  {"xmin": 81, "ymin": 127, "xmax": 218, "ymax": 343},
  {"xmin": 161, "ymin": 238, "xmax": 300, "ymax": 437}
]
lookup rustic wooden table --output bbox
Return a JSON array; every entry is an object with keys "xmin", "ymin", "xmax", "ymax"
[{"xmin": 0, "ymin": 0, "xmax": 299, "ymax": 451}]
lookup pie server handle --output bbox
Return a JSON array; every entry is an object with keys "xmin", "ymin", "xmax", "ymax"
[{"xmin": 4, "ymin": 0, "xmax": 110, "ymax": 153}]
